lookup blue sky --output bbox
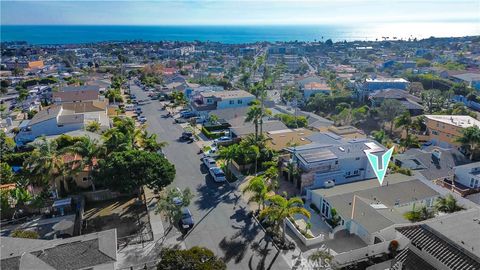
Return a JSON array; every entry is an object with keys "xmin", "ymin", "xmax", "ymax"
[{"xmin": 1, "ymin": 0, "xmax": 479, "ymax": 25}]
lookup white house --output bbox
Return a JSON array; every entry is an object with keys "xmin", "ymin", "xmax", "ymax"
[
  {"xmin": 365, "ymin": 78, "xmax": 409, "ymax": 91},
  {"xmin": 286, "ymin": 138, "xmax": 386, "ymax": 191},
  {"xmin": 307, "ymin": 174, "xmax": 440, "ymax": 245},
  {"xmin": 453, "ymin": 162, "xmax": 480, "ymax": 190},
  {"xmin": 15, "ymin": 101, "xmax": 109, "ymax": 145},
  {"xmin": 190, "ymin": 90, "xmax": 255, "ymax": 113}
]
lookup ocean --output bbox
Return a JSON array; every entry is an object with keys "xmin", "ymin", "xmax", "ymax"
[{"xmin": 1, "ymin": 23, "xmax": 479, "ymax": 45}]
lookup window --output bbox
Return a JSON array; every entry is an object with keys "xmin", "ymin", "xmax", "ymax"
[
  {"xmin": 432, "ymin": 130, "xmax": 439, "ymax": 135},
  {"xmin": 229, "ymin": 100, "xmax": 234, "ymax": 105},
  {"xmin": 470, "ymin": 178, "xmax": 475, "ymax": 188},
  {"xmin": 355, "ymin": 157, "xmax": 360, "ymax": 160},
  {"xmin": 82, "ymin": 177, "xmax": 89, "ymax": 182},
  {"xmin": 237, "ymin": 99, "xmax": 243, "ymax": 104},
  {"xmin": 354, "ymin": 170, "xmax": 359, "ymax": 175},
  {"xmin": 335, "ymin": 160, "xmax": 339, "ymax": 165}
]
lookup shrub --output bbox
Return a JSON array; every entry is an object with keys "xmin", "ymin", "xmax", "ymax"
[
  {"xmin": 201, "ymin": 126, "xmax": 224, "ymax": 139},
  {"xmin": 11, "ymin": 230, "xmax": 39, "ymax": 239}
]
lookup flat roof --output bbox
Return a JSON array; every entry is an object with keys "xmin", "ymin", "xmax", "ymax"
[{"xmin": 425, "ymin": 115, "xmax": 480, "ymax": 128}]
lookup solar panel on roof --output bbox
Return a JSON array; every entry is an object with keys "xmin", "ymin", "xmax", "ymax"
[{"xmin": 300, "ymin": 150, "xmax": 337, "ymax": 163}]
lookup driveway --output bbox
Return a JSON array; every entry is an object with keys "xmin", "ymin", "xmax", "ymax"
[{"xmin": 129, "ymin": 81, "xmax": 290, "ymax": 269}]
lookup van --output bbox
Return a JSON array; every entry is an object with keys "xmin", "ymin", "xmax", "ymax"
[{"xmin": 125, "ymin": 104, "xmax": 135, "ymax": 111}]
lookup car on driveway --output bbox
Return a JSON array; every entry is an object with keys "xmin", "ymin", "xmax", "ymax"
[
  {"xmin": 209, "ymin": 167, "xmax": 226, "ymax": 182},
  {"xmin": 138, "ymin": 116, "xmax": 147, "ymax": 123},
  {"xmin": 203, "ymin": 146, "xmax": 219, "ymax": 158},
  {"xmin": 202, "ymin": 157, "xmax": 217, "ymax": 168},
  {"xmin": 180, "ymin": 111, "xmax": 196, "ymax": 119},
  {"xmin": 214, "ymin": 136, "xmax": 232, "ymax": 144},
  {"xmin": 179, "ymin": 207, "xmax": 194, "ymax": 230}
]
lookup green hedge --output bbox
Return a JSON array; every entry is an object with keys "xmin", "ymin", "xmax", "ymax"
[{"xmin": 201, "ymin": 126, "xmax": 225, "ymax": 139}]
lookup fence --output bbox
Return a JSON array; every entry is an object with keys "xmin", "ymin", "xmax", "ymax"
[
  {"xmin": 333, "ymin": 237, "xmax": 409, "ymax": 267},
  {"xmin": 285, "ymin": 218, "xmax": 325, "ymax": 247},
  {"xmin": 81, "ymin": 189, "xmax": 122, "ymax": 202}
]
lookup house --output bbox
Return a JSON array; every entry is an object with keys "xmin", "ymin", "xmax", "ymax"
[
  {"xmin": 190, "ymin": 90, "xmax": 255, "ymax": 113},
  {"xmin": 229, "ymin": 118, "xmax": 288, "ymax": 139},
  {"xmin": 424, "ymin": 115, "xmax": 480, "ymax": 147},
  {"xmin": 447, "ymin": 162, "xmax": 480, "ymax": 196},
  {"xmin": 15, "ymin": 101, "xmax": 109, "ymax": 145},
  {"xmin": 369, "ymin": 88, "xmax": 424, "ymax": 115},
  {"xmin": 365, "ymin": 78, "xmax": 409, "ymax": 91},
  {"xmin": 53, "ymin": 85, "xmax": 102, "ymax": 104},
  {"xmin": 286, "ymin": 138, "xmax": 387, "ymax": 191},
  {"xmin": 393, "ymin": 146, "xmax": 469, "ymax": 181},
  {"xmin": 300, "ymin": 82, "xmax": 332, "ymax": 100},
  {"xmin": 393, "ymin": 209, "xmax": 480, "ymax": 270},
  {"xmin": 307, "ymin": 173, "xmax": 439, "ymax": 245},
  {"xmin": 0, "ymin": 229, "xmax": 117, "ymax": 270},
  {"xmin": 315, "ymin": 125, "xmax": 366, "ymax": 140},
  {"xmin": 265, "ymin": 128, "xmax": 314, "ymax": 151},
  {"xmin": 450, "ymin": 72, "xmax": 480, "ymax": 90},
  {"xmin": 57, "ymin": 153, "xmax": 98, "ymax": 192}
]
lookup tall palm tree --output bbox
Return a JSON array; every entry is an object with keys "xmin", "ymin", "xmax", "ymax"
[
  {"xmin": 435, "ymin": 194, "xmax": 464, "ymax": 213},
  {"xmin": 259, "ymin": 195, "xmax": 311, "ymax": 243},
  {"xmin": 456, "ymin": 126, "xmax": 480, "ymax": 160},
  {"xmin": 66, "ymin": 136, "xmax": 105, "ymax": 191},
  {"xmin": 242, "ymin": 176, "xmax": 270, "ymax": 212},
  {"xmin": 245, "ymin": 103, "xmax": 263, "ymax": 141}
]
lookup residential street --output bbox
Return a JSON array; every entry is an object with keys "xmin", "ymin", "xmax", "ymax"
[{"xmin": 129, "ymin": 82, "xmax": 291, "ymax": 270}]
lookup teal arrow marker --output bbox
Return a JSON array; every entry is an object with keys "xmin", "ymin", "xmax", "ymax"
[{"xmin": 366, "ymin": 147, "xmax": 394, "ymax": 186}]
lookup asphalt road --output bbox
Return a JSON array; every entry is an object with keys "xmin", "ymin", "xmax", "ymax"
[{"xmin": 129, "ymin": 82, "xmax": 290, "ymax": 270}]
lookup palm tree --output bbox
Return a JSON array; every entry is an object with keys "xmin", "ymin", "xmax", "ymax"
[
  {"xmin": 24, "ymin": 137, "xmax": 65, "ymax": 194},
  {"xmin": 245, "ymin": 103, "xmax": 263, "ymax": 141},
  {"xmin": 395, "ymin": 111, "xmax": 412, "ymax": 139},
  {"xmin": 242, "ymin": 176, "xmax": 270, "ymax": 212},
  {"xmin": 136, "ymin": 130, "xmax": 167, "ymax": 152},
  {"xmin": 259, "ymin": 195, "xmax": 311, "ymax": 243},
  {"xmin": 308, "ymin": 249, "xmax": 333, "ymax": 269},
  {"xmin": 435, "ymin": 194, "xmax": 464, "ymax": 213},
  {"xmin": 456, "ymin": 126, "xmax": 480, "ymax": 160},
  {"xmin": 66, "ymin": 137, "xmax": 105, "ymax": 191},
  {"xmin": 85, "ymin": 121, "xmax": 101, "ymax": 133},
  {"xmin": 218, "ymin": 144, "xmax": 240, "ymax": 177}
]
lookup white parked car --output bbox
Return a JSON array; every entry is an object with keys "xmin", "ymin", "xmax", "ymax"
[
  {"xmin": 138, "ymin": 116, "xmax": 147, "ymax": 123},
  {"xmin": 202, "ymin": 157, "xmax": 217, "ymax": 168},
  {"xmin": 209, "ymin": 167, "xmax": 226, "ymax": 183},
  {"xmin": 203, "ymin": 146, "xmax": 219, "ymax": 158},
  {"xmin": 214, "ymin": 136, "xmax": 232, "ymax": 144}
]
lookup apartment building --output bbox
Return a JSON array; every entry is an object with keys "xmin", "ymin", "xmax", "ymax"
[
  {"xmin": 424, "ymin": 115, "xmax": 480, "ymax": 146},
  {"xmin": 287, "ymin": 137, "xmax": 386, "ymax": 191}
]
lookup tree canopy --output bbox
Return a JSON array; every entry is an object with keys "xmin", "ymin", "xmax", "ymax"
[
  {"xmin": 96, "ymin": 150, "xmax": 175, "ymax": 193},
  {"xmin": 157, "ymin": 246, "xmax": 226, "ymax": 270}
]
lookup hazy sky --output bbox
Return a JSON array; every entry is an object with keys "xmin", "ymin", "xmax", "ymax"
[{"xmin": 1, "ymin": 0, "xmax": 479, "ymax": 25}]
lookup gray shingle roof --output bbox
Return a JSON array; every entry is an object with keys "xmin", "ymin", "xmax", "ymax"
[{"xmin": 394, "ymin": 146, "xmax": 469, "ymax": 181}]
